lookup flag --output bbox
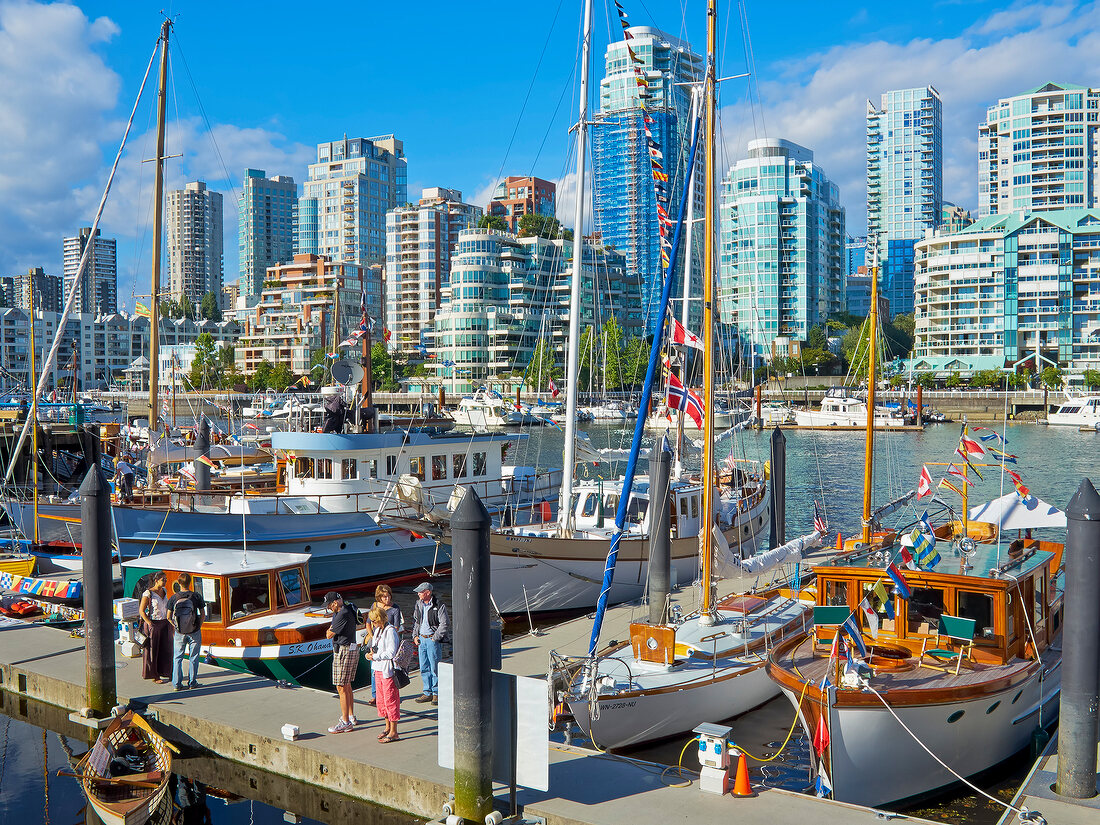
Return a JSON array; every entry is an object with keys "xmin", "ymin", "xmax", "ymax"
[
  {"xmin": 383, "ymin": 327, "xmax": 392, "ymax": 342},
  {"xmin": 947, "ymin": 464, "xmax": 975, "ymax": 486},
  {"xmin": 666, "ymin": 371, "xmax": 704, "ymax": 427},
  {"xmin": 359, "ymin": 290, "xmax": 368, "ymax": 333},
  {"xmin": 813, "ymin": 502, "xmax": 827, "ymax": 535},
  {"xmin": 548, "ymin": 377, "xmax": 559, "ymax": 398},
  {"xmin": 814, "ymin": 773, "xmax": 832, "ymax": 798},
  {"xmin": 339, "ymin": 329, "xmax": 365, "ymax": 348},
  {"xmin": 959, "ymin": 436, "xmax": 985, "ymax": 459},
  {"xmin": 135, "ymin": 300, "xmax": 151, "ymax": 318},
  {"xmin": 812, "ymin": 713, "xmax": 830, "ymax": 758},
  {"xmin": 973, "ymin": 427, "xmax": 1006, "ymax": 444},
  {"xmin": 917, "ymin": 465, "xmax": 933, "ymax": 498},
  {"xmin": 670, "ymin": 318, "xmax": 705, "ymax": 352},
  {"xmin": 938, "ymin": 477, "xmax": 964, "ymax": 497},
  {"xmin": 954, "ymin": 446, "xmax": 985, "ymax": 480},
  {"xmin": 886, "ymin": 562, "xmax": 912, "ymax": 600},
  {"xmin": 911, "ymin": 529, "xmax": 940, "ymax": 569},
  {"xmin": 919, "ymin": 510, "xmax": 934, "ymax": 536},
  {"xmin": 872, "ymin": 581, "xmax": 894, "ymax": 620},
  {"xmin": 859, "ymin": 597, "xmax": 879, "ymax": 639},
  {"xmin": 899, "ymin": 544, "xmax": 919, "ymax": 571},
  {"xmin": 1007, "ymin": 470, "xmax": 1031, "ymax": 500},
  {"xmin": 987, "ymin": 447, "xmax": 1017, "ymax": 464},
  {"xmin": 195, "ymin": 455, "xmax": 216, "ymax": 469},
  {"xmin": 841, "ymin": 614, "xmax": 868, "ymax": 658}
]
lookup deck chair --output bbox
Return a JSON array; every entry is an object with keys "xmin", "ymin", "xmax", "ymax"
[
  {"xmin": 812, "ymin": 605, "xmax": 853, "ymax": 657},
  {"xmin": 918, "ymin": 614, "xmax": 976, "ymax": 675}
]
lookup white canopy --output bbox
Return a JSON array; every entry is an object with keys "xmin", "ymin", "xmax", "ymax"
[{"xmin": 968, "ymin": 493, "xmax": 1067, "ymax": 530}]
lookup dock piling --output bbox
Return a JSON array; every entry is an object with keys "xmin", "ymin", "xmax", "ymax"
[
  {"xmin": 79, "ymin": 455, "xmax": 116, "ymax": 717},
  {"xmin": 648, "ymin": 441, "xmax": 672, "ymax": 625},
  {"xmin": 195, "ymin": 416, "xmax": 210, "ymax": 491},
  {"xmin": 1056, "ymin": 477, "xmax": 1100, "ymax": 799},
  {"xmin": 450, "ymin": 488, "xmax": 493, "ymax": 823},
  {"xmin": 769, "ymin": 427, "xmax": 786, "ymax": 548}
]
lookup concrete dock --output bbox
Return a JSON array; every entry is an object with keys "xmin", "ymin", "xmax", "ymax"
[
  {"xmin": 997, "ymin": 732, "xmax": 1100, "ymax": 825},
  {"xmin": 0, "ymin": 589, "xmax": 942, "ymax": 825}
]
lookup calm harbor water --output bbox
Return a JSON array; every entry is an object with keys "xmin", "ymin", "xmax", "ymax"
[{"xmin": 3, "ymin": 420, "xmax": 1091, "ymax": 824}]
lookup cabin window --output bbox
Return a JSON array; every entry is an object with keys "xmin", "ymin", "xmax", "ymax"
[
  {"xmin": 1032, "ymin": 575, "xmax": 1046, "ymax": 628},
  {"xmin": 277, "ymin": 568, "xmax": 306, "ymax": 608},
  {"xmin": 453, "ymin": 454, "xmax": 467, "ymax": 478},
  {"xmin": 957, "ymin": 591, "xmax": 995, "ymax": 639},
  {"xmin": 431, "ymin": 455, "xmax": 447, "ymax": 481},
  {"xmin": 690, "ymin": 496, "xmax": 699, "ymax": 518},
  {"xmin": 603, "ymin": 494, "xmax": 619, "ymax": 519},
  {"xmin": 473, "ymin": 452, "xmax": 487, "ymax": 476},
  {"xmin": 861, "ymin": 582, "xmax": 894, "ymax": 630},
  {"xmin": 410, "ymin": 456, "xmax": 425, "ymax": 480},
  {"xmin": 341, "ymin": 459, "xmax": 357, "ymax": 480},
  {"xmin": 680, "ymin": 498, "xmax": 689, "ymax": 519},
  {"xmin": 625, "ymin": 497, "xmax": 648, "ymax": 523},
  {"xmin": 825, "ymin": 580, "xmax": 848, "ymax": 607},
  {"xmin": 294, "ymin": 457, "xmax": 314, "ymax": 478},
  {"xmin": 1007, "ymin": 591, "xmax": 1016, "ymax": 640},
  {"xmin": 907, "ymin": 587, "xmax": 945, "ymax": 634},
  {"xmin": 194, "ymin": 576, "xmax": 221, "ymax": 624},
  {"xmin": 366, "ymin": 459, "xmax": 378, "ymax": 479},
  {"xmin": 581, "ymin": 494, "xmax": 598, "ymax": 517},
  {"xmin": 315, "ymin": 458, "xmax": 332, "ymax": 480},
  {"xmin": 228, "ymin": 573, "xmax": 271, "ymax": 619}
]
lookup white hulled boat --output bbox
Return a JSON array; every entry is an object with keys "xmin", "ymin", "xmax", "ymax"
[
  {"xmin": 1047, "ymin": 392, "xmax": 1100, "ymax": 427},
  {"xmin": 794, "ymin": 386, "xmax": 905, "ymax": 427}
]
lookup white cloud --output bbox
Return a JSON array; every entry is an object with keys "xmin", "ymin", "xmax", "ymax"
[{"xmin": 721, "ymin": 0, "xmax": 1100, "ymax": 234}]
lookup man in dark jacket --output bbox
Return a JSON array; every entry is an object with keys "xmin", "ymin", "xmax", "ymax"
[
  {"xmin": 411, "ymin": 582, "xmax": 448, "ymax": 706},
  {"xmin": 324, "ymin": 591, "xmax": 359, "ymax": 732},
  {"xmin": 166, "ymin": 572, "xmax": 206, "ymax": 691}
]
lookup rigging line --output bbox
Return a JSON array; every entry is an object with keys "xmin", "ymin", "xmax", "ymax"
[{"xmin": 737, "ymin": 0, "xmax": 766, "ymax": 139}]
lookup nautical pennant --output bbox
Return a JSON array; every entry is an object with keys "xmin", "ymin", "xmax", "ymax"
[
  {"xmin": 872, "ymin": 581, "xmax": 895, "ymax": 620},
  {"xmin": 887, "ymin": 562, "xmax": 913, "ymax": 599},
  {"xmin": 910, "ymin": 528, "xmax": 941, "ymax": 569},
  {"xmin": 947, "ymin": 463, "xmax": 975, "ymax": 486},
  {"xmin": 938, "ymin": 477, "xmax": 964, "ymax": 497},
  {"xmin": 917, "ymin": 465, "xmax": 933, "ymax": 498},
  {"xmin": 859, "ymin": 597, "xmax": 879, "ymax": 639},
  {"xmin": 840, "ymin": 614, "xmax": 868, "ymax": 658},
  {"xmin": 959, "ymin": 436, "xmax": 986, "ymax": 459},
  {"xmin": 919, "ymin": 510, "xmax": 935, "ymax": 537}
]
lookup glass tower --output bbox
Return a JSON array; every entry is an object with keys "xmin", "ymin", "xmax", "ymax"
[
  {"xmin": 238, "ymin": 169, "xmax": 297, "ymax": 303},
  {"xmin": 866, "ymin": 86, "xmax": 943, "ymax": 316}
]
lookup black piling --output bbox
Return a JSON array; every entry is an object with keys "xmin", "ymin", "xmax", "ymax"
[
  {"xmin": 194, "ymin": 416, "xmax": 211, "ymax": 491},
  {"xmin": 1056, "ymin": 477, "xmax": 1100, "ymax": 799},
  {"xmin": 648, "ymin": 443, "xmax": 672, "ymax": 625},
  {"xmin": 451, "ymin": 488, "xmax": 493, "ymax": 823},
  {"xmin": 769, "ymin": 426, "xmax": 786, "ymax": 548},
  {"xmin": 79, "ymin": 455, "xmax": 116, "ymax": 717}
]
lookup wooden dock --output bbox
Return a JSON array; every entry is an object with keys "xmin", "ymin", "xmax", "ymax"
[{"xmin": 0, "ymin": 587, "xmax": 942, "ymax": 825}]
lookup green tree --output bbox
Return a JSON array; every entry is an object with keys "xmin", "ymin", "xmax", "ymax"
[
  {"xmin": 1005, "ymin": 371, "xmax": 1026, "ymax": 389},
  {"xmin": 159, "ymin": 298, "xmax": 180, "ymax": 319},
  {"xmin": 971, "ymin": 369, "xmax": 1004, "ymax": 389},
  {"xmin": 200, "ymin": 291, "xmax": 222, "ymax": 321},
  {"xmin": 1039, "ymin": 365, "xmax": 1063, "ymax": 390},
  {"xmin": 270, "ymin": 362, "xmax": 295, "ymax": 391},
  {"xmin": 179, "ymin": 293, "xmax": 194, "ymax": 320},
  {"xmin": 915, "ymin": 371, "xmax": 936, "ymax": 389},
  {"xmin": 577, "ymin": 325, "xmax": 598, "ymax": 392},
  {"xmin": 371, "ymin": 342, "xmax": 401, "ymax": 391},
  {"xmin": 601, "ymin": 318, "xmax": 625, "ymax": 390},
  {"xmin": 1083, "ymin": 369, "xmax": 1100, "ymax": 389},
  {"xmin": 477, "ymin": 214, "xmax": 508, "ymax": 232},
  {"xmin": 517, "ymin": 212, "xmax": 565, "ymax": 240},
  {"xmin": 945, "ymin": 371, "xmax": 962, "ymax": 389},
  {"xmin": 892, "ymin": 313, "xmax": 915, "ymax": 338},
  {"xmin": 188, "ymin": 332, "xmax": 219, "ymax": 388},
  {"xmin": 620, "ymin": 336, "xmax": 649, "ymax": 389},
  {"xmin": 525, "ymin": 338, "xmax": 559, "ymax": 391},
  {"xmin": 806, "ymin": 324, "xmax": 827, "ymax": 351},
  {"xmin": 250, "ymin": 360, "xmax": 274, "ymax": 391}
]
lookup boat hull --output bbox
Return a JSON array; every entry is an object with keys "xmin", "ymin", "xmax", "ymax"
[{"xmin": 205, "ymin": 639, "xmax": 373, "ymax": 692}]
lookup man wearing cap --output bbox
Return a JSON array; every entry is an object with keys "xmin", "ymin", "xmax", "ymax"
[
  {"xmin": 412, "ymin": 582, "xmax": 448, "ymax": 705},
  {"xmin": 324, "ymin": 592, "xmax": 359, "ymax": 733}
]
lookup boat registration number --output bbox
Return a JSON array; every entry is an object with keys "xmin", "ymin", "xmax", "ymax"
[{"xmin": 601, "ymin": 700, "xmax": 637, "ymax": 710}]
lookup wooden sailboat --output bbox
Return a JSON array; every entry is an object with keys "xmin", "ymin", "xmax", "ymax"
[
  {"xmin": 765, "ymin": 260, "xmax": 1065, "ymax": 808},
  {"xmin": 78, "ymin": 709, "xmax": 174, "ymax": 825}
]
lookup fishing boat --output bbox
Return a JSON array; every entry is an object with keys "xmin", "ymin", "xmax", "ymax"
[
  {"xmin": 79, "ymin": 709, "xmax": 175, "ymax": 825},
  {"xmin": 1047, "ymin": 392, "xmax": 1100, "ymax": 427},
  {"xmin": 121, "ymin": 549, "xmax": 371, "ymax": 690},
  {"xmin": 764, "ymin": 263, "xmax": 1065, "ymax": 808}
]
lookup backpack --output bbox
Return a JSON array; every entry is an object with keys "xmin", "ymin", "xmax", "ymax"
[{"xmin": 171, "ymin": 595, "xmax": 200, "ymax": 634}]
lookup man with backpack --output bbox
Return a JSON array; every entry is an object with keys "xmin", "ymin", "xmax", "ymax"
[
  {"xmin": 412, "ymin": 582, "xmax": 448, "ymax": 706},
  {"xmin": 167, "ymin": 572, "xmax": 206, "ymax": 691}
]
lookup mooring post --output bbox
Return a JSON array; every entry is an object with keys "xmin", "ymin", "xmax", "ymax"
[
  {"xmin": 80, "ymin": 453, "xmax": 116, "ymax": 717},
  {"xmin": 451, "ymin": 488, "xmax": 493, "ymax": 823},
  {"xmin": 194, "ymin": 416, "xmax": 210, "ymax": 491},
  {"xmin": 648, "ymin": 442, "xmax": 672, "ymax": 625},
  {"xmin": 916, "ymin": 384, "xmax": 923, "ymax": 426},
  {"xmin": 769, "ymin": 426, "xmax": 786, "ymax": 548},
  {"xmin": 1057, "ymin": 477, "xmax": 1100, "ymax": 799}
]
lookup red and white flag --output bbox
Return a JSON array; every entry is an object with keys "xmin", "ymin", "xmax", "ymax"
[
  {"xmin": 666, "ymin": 371, "xmax": 704, "ymax": 427},
  {"xmin": 548, "ymin": 377, "xmax": 559, "ymax": 398},
  {"xmin": 917, "ymin": 465, "xmax": 933, "ymax": 498},
  {"xmin": 959, "ymin": 436, "xmax": 985, "ymax": 459},
  {"xmin": 946, "ymin": 463, "xmax": 974, "ymax": 486},
  {"xmin": 671, "ymin": 319, "xmax": 705, "ymax": 352}
]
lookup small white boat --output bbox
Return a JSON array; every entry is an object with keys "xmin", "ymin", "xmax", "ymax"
[
  {"xmin": 582, "ymin": 400, "xmax": 638, "ymax": 421},
  {"xmin": 794, "ymin": 387, "xmax": 905, "ymax": 427},
  {"xmin": 1047, "ymin": 393, "xmax": 1100, "ymax": 427}
]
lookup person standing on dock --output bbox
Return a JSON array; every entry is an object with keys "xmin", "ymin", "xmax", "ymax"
[
  {"xmin": 139, "ymin": 571, "xmax": 172, "ymax": 684},
  {"xmin": 366, "ymin": 606, "xmax": 401, "ymax": 742},
  {"xmin": 167, "ymin": 572, "xmax": 206, "ymax": 691},
  {"xmin": 324, "ymin": 592, "xmax": 359, "ymax": 733},
  {"xmin": 366, "ymin": 584, "xmax": 404, "ymax": 708},
  {"xmin": 412, "ymin": 582, "xmax": 447, "ymax": 706}
]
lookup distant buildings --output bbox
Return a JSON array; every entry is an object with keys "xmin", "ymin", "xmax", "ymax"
[
  {"xmin": 238, "ymin": 169, "xmax": 297, "ymax": 302},
  {"xmin": 487, "ymin": 176, "xmax": 555, "ymax": 233},
  {"xmin": 591, "ymin": 26, "xmax": 702, "ymax": 333},
  {"xmin": 979, "ymin": 83, "xmax": 1100, "ymax": 218},
  {"xmin": 940, "ymin": 202, "xmax": 973, "ymax": 233},
  {"xmin": 62, "ymin": 227, "xmax": 117, "ymax": 315},
  {"xmin": 844, "ymin": 236, "xmax": 870, "ymax": 317},
  {"xmin": 16, "ymin": 267, "xmax": 63, "ymax": 313},
  {"xmin": 385, "ymin": 188, "xmax": 482, "ymax": 357},
  {"xmin": 296, "ymin": 136, "xmax": 407, "ymax": 266},
  {"xmin": 429, "ymin": 228, "xmax": 641, "ymax": 394},
  {"xmin": 719, "ymin": 138, "xmax": 845, "ymax": 360},
  {"xmin": 166, "ymin": 181, "xmax": 224, "ymax": 307},
  {"xmin": 867, "ymin": 86, "xmax": 943, "ymax": 316},
  {"xmin": 221, "ymin": 280, "xmax": 239, "ymax": 312}
]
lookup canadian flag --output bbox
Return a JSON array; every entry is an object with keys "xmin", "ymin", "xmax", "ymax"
[
  {"xmin": 666, "ymin": 371, "xmax": 704, "ymax": 427},
  {"xmin": 671, "ymin": 319, "xmax": 705, "ymax": 352},
  {"xmin": 548, "ymin": 377, "xmax": 559, "ymax": 398},
  {"xmin": 917, "ymin": 465, "xmax": 933, "ymax": 498}
]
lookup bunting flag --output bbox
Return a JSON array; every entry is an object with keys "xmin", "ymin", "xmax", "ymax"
[
  {"xmin": 959, "ymin": 436, "xmax": 986, "ymax": 458},
  {"xmin": 898, "ymin": 545, "xmax": 919, "ymax": 571},
  {"xmin": 359, "ymin": 290, "xmax": 368, "ymax": 334},
  {"xmin": 954, "ymin": 446, "xmax": 985, "ymax": 480},
  {"xmin": 814, "ymin": 773, "xmax": 833, "ymax": 798},
  {"xmin": 917, "ymin": 465, "xmax": 933, "ymax": 498},
  {"xmin": 887, "ymin": 562, "xmax": 913, "ymax": 599},
  {"xmin": 812, "ymin": 713, "xmax": 830, "ymax": 758},
  {"xmin": 919, "ymin": 510, "xmax": 934, "ymax": 536},
  {"xmin": 873, "ymin": 581, "xmax": 895, "ymax": 620},
  {"xmin": 195, "ymin": 455, "xmax": 216, "ymax": 469},
  {"xmin": 1007, "ymin": 469, "xmax": 1031, "ymax": 500},
  {"xmin": 986, "ymin": 446, "xmax": 1017, "ymax": 464},
  {"xmin": 938, "ymin": 477, "xmax": 965, "ymax": 497},
  {"xmin": 670, "ymin": 318, "xmax": 705, "ymax": 352},
  {"xmin": 548, "ymin": 377, "xmax": 560, "ymax": 398},
  {"xmin": 859, "ymin": 597, "xmax": 879, "ymax": 639},
  {"xmin": 946, "ymin": 463, "xmax": 975, "ymax": 486},
  {"xmin": 666, "ymin": 371, "xmax": 704, "ymax": 427},
  {"xmin": 910, "ymin": 528, "xmax": 941, "ymax": 569},
  {"xmin": 339, "ymin": 329, "xmax": 365, "ymax": 348},
  {"xmin": 841, "ymin": 614, "xmax": 868, "ymax": 658},
  {"xmin": 135, "ymin": 300, "xmax": 151, "ymax": 318},
  {"xmin": 972, "ymin": 426, "xmax": 1006, "ymax": 444}
]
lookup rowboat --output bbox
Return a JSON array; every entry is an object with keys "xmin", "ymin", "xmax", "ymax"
[{"xmin": 79, "ymin": 711, "xmax": 175, "ymax": 825}]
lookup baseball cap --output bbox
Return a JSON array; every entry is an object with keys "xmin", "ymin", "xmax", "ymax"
[
  {"xmin": 413, "ymin": 582, "xmax": 433, "ymax": 593},
  {"xmin": 323, "ymin": 591, "xmax": 342, "ymax": 606}
]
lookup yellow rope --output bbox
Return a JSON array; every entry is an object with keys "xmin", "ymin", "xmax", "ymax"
[{"xmin": 737, "ymin": 675, "xmax": 811, "ymax": 763}]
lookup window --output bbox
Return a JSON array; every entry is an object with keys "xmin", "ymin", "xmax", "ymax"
[
  {"xmin": 581, "ymin": 494, "xmax": 598, "ymax": 517},
  {"xmin": 386, "ymin": 455, "xmax": 398, "ymax": 476},
  {"xmin": 626, "ymin": 496, "xmax": 648, "ymax": 523},
  {"xmin": 193, "ymin": 576, "xmax": 221, "ymax": 624},
  {"xmin": 907, "ymin": 587, "xmax": 945, "ymax": 634},
  {"xmin": 1032, "ymin": 575, "xmax": 1045, "ymax": 628},
  {"xmin": 681, "ymin": 498, "xmax": 689, "ymax": 518},
  {"xmin": 228, "ymin": 573, "xmax": 271, "ymax": 619},
  {"xmin": 341, "ymin": 459, "xmax": 357, "ymax": 480},
  {"xmin": 315, "ymin": 458, "xmax": 332, "ymax": 479},
  {"xmin": 294, "ymin": 457, "xmax": 314, "ymax": 478},
  {"xmin": 690, "ymin": 496, "xmax": 699, "ymax": 518},
  {"xmin": 825, "ymin": 580, "xmax": 848, "ymax": 607},
  {"xmin": 277, "ymin": 568, "xmax": 306, "ymax": 608},
  {"xmin": 603, "ymin": 494, "xmax": 619, "ymax": 519},
  {"xmin": 452, "ymin": 454, "xmax": 467, "ymax": 478},
  {"xmin": 958, "ymin": 590, "xmax": 995, "ymax": 639},
  {"xmin": 431, "ymin": 455, "xmax": 447, "ymax": 481},
  {"xmin": 473, "ymin": 451, "xmax": 487, "ymax": 476},
  {"xmin": 366, "ymin": 458, "xmax": 378, "ymax": 479},
  {"xmin": 410, "ymin": 456, "xmax": 425, "ymax": 480}
]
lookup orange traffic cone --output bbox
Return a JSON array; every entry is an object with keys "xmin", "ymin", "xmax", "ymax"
[
  {"xmin": 731, "ymin": 749, "xmax": 753, "ymax": 797},
  {"xmin": 835, "ymin": 531, "xmax": 843, "ymax": 551}
]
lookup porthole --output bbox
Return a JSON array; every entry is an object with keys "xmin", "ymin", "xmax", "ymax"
[
  {"xmin": 375, "ymin": 539, "xmax": 381, "ymax": 546},
  {"xmin": 986, "ymin": 701, "xmax": 1000, "ymax": 714},
  {"xmin": 340, "ymin": 542, "xmax": 347, "ymax": 550},
  {"xmin": 947, "ymin": 710, "xmax": 964, "ymax": 723},
  {"xmin": 304, "ymin": 545, "xmax": 311, "ymax": 552},
  {"xmin": 1012, "ymin": 690, "xmax": 1023, "ymax": 704}
]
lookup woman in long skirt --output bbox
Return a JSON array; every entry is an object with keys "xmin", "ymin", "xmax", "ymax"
[{"xmin": 139, "ymin": 571, "xmax": 173, "ymax": 683}]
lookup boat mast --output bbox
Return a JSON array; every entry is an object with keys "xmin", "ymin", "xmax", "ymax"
[
  {"xmin": 861, "ymin": 250, "xmax": 880, "ymax": 545},
  {"xmin": 558, "ymin": 0, "xmax": 593, "ymax": 535},
  {"xmin": 28, "ymin": 292, "xmax": 39, "ymax": 545},
  {"xmin": 699, "ymin": 0, "xmax": 718, "ymax": 625},
  {"xmin": 147, "ymin": 19, "xmax": 171, "ymax": 448}
]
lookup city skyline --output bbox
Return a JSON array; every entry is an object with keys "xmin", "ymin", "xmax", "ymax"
[{"xmin": 0, "ymin": 1, "xmax": 1098, "ymax": 313}]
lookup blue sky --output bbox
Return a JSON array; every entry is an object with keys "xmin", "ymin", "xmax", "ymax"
[{"xmin": 1, "ymin": 0, "xmax": 1098, "ymax": 310}]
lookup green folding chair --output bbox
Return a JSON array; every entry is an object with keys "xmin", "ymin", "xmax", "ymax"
[
  {"xmin": 812, "ymin": 605, "xmax": 853, "ymax": 657},
  {"xmin": 918, "ymin": 614, "xmax": 976, "ymax": 675}
]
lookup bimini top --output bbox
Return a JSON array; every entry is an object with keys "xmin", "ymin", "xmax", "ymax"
[
  {"xmin": 121, "ymin": 548, "xmax": 310, "ymax": 577},
  {"xmin": 969, "ymin": 493, "xmax": 1067, "ymax": 530}
]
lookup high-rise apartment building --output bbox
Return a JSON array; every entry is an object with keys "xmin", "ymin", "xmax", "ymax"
[
  {"xmin": 867, "ymin": 86, "xmax": 943, "ymax": 316},
  {"xmin": 238, "ymin": 169, "xmax": 297, "ymax": 302},
  {"xmin": 62, "ymin": 227, "xmax": 117, "ymax": 314},
  {"xmin": 385, "ymin": 187, "xmax": 482, "ymax": 357},
  {"xmin": 978, "ymin": 83, "xmax": 1100, "ymax": 218},
  {"xmin": 591, "ymin": 26, "xmax": 702, "ymax": 333},
  {"xmin": 844, "ymin": 235, "xmax": 870, "ymax": 317},
  {"xmin": 296, "ymin": 136, "xmax": 407, "ymax": 266},
  {"xmin": 486, "ymin": 176, "xmax": 555, "ymax": 232},
  {"xmin": 166, "ymin": 181, "xmax": 224, "ymax": 307},
  {"xmin": 16, "ymin": 267, "xmax": 64, "ymax": 313},
  {"xmin": 719, "ymin": 138, "xmax": 845, "ymax": 359}
]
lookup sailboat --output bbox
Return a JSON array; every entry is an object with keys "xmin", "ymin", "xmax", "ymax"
[
  {"xmin": 764, "ymin": 260, "xmax": 1065, "ymax": 808},
  {"xmin": 551, "ymin": 0, "xmax": 816, "ymax": 750},
  {"xmin": 483, "ymin": 0, "xmax": 769, "ymax": 616}
]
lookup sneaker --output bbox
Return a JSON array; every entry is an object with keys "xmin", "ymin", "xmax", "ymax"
[
  {"xmin": 174, "ymin": 685, "xmax": 185, "ymax": 692},
  {"xmin": 349, "ymin": 716, "xmax": 359, "ymax": 726},
  {"xmin": 188, "ymin": 682, "xmax": 201, "ymax": 689},
  {"xmin": 327, "ymin": 720, "xmax": 353, "ymax": 734},
  {"xmin": 431, "ymin": 696, "xmax": 438, "ymax": 706},
  {"xmin": 414, "ymin": 694, "xmax": 433, "ymax": 704}
]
